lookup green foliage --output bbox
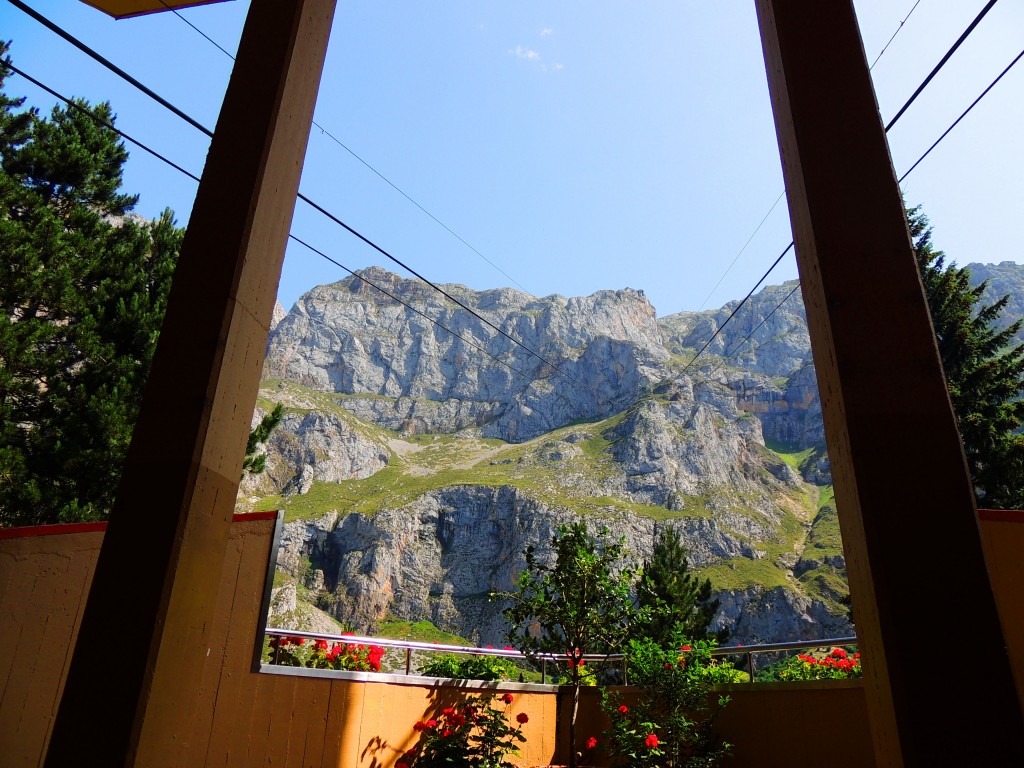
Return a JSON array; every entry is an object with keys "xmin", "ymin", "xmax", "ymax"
[
  {"xmin": 754, "ymin": 646, "xmax": 861, "ymax": 682},
  {"xmin": 418, "ymin": 652, "xmax": 517, "ymax": 682},
  {"xmin": 498, "ymin": 521, "xmax": 641, "ymax": 768},
  {"xmin": 911, "ymin": 206, "xmax": 1024, "ymax": 508},
  {"xmin": 0, "ymin": 44, "xmax": 184, "ymax": 526},
  {"xmin": 242, "ymin": 402, "xmax": 283, "ymax": 477},
  {"xmin": 398, "ymin": 692, "xmax": 528, "ymax": 768},
  {"xmin": 636, "ymin": 526, "xmax": 723, "ymax": 645},
  {"xmin": 376, "ymin": 619, "xmax": 472, "ymax": 646},
  {"xmin": 264, "ymin": 633, "xmax": 385, "ymax": 672},
  {"xmin": 599, "ymin": 633, "xmax": 732, "ymax": 768}
]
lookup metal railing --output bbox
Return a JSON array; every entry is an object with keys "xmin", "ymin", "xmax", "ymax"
[
  {"xmin": 262, "ymin": 627, "xmax": 857, "ymax": 684},
  {"xmin": 710, "ymin": 636, "xmax": 858, "ymax": 682}
]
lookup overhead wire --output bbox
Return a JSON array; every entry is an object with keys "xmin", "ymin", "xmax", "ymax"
[
  {"xmin": 157, "ymin": 0, "xmax": 533, "ymax": 296},
  {"xmin": 869, "ymin": 0, "xmax": 924, "ymax": 70},
  {"xmin": 5, "ymin": 0, "xmax": 605, "ymax": 401},
  {"xmin": 885, "ymin": 0, "xmax": 998, "ymax": 131},
  {"xmin": 683, "ymin": 0, "xmax": 1008, "ymax": 372},
  {"xmin": 701, "ymin": 37, "xmax": 1023, "ymax": 374},
  {"xmin": 0, "ymin": 58, "xmax": 582, "ymax": 412},
  {"xmin": 691, "ymin": 0, "xmax": 928, "ymax": 317},
  {"xmin": 10, "ymin": 0, "xmax": 1016, "ymax": 395}
]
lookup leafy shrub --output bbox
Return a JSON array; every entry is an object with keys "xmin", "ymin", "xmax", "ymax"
[
  {"xmin": 397, "ymin": 692, "xmax": 528, "ymax": 768},
  {"xmin": 266, "ymin": 633, "xmax": 385, "ymax": 672},
  {"xmin": 419, "ymin": 652, "xmax": 518, "ymax": 681},
  {"xmin": 595, "ymin": 634, "xmax": 733, "ymax": 768}
]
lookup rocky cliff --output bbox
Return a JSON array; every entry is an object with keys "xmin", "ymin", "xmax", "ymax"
[{"xmin": 243, "ymin": 262, "xmax": 1024, "ymax": 647}]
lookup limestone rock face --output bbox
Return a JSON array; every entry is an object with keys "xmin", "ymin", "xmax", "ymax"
[
  {"xmin": 238, "ymin": 407, "xmax": 389, "ymax": 498},
  {"xmin": 263, "ymin": 268, "xmax": 668, "ymax": 441}
]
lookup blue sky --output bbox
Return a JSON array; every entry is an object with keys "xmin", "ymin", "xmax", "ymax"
[{"xmin": 3, "ymin": 1, "xmax": 1022, "ymax": 317}]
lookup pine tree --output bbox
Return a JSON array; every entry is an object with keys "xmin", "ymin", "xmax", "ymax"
[
  {"xmin": 0, "ymin": 44, "xmax": 184, "ymax": 525},
  {"xmin": 911, "ymin": 206, "xmax": 1024, "ymax": 509},
  {"xmin": 636, "ymin": 526, "xmax": 722, "ymax": 645},
  {"xmin": 242, "ymin": 403, "xmax": 283, "ymax": 477}
]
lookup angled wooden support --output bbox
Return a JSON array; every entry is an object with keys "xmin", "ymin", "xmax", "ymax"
[
  {"xmin": 45, "ymin": 0, "xmax": 337, "ymax": 764},
  {"xmin": 755, "ymin": 1, "xmax": 1023, "ymax": 764}
]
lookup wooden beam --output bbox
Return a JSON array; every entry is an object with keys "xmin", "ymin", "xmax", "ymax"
[
  {"xmin": 44, "ymin": 0, "xmax": 337, "ymax": 763},
  {"xmin": 754, "ymin": 1, "xmax": 1024, "ymax": 764}
]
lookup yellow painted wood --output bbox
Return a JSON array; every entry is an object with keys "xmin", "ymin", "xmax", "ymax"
[{"xmin": 78, "ymin": 0, "xmax": 231, "ymax": 20}]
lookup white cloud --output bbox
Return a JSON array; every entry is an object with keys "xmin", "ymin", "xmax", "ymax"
[
  {"xmin": 541, "ymin": 28, "xmax": 553, "ymax": 37},
  {"xmin": 510, "ymin": 45, "xmax": 542, "ymax": 62},
  {"xmin": 554, "ymin": 63, "xmax": 564, "ymax": 71}
]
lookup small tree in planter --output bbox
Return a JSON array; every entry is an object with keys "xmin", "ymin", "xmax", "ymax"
[
  {"xmin": 496, "ymin": 521, "xmax": 640, "ymax": 768},
  {"xmin": 598, "ymin": 629, "xmax": 733, "ymax": 768}
]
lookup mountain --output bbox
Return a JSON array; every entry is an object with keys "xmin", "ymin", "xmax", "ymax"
[{"xmin": 240, "ymin": 262, "xmax": 1024, "ymax": 647}]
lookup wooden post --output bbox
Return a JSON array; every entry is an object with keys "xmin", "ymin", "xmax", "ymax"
[
  {"xmin": 755, "ymin": 1, "xmax": 1024, "ymax": 764},
  {"xmin": 44, "ymin": 0, "xmax": 337, "ymax": 763}
]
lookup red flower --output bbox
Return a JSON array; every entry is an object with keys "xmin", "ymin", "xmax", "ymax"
[
  {"xmin": 645, "ymin": 733, "xmax": 659, "ymax": 749},
  {"xmin": 441, "ymin": 728, "xmax": 453, "ymax": 738},
  {"xmin": 413, "ymin": 721, "xmax": 427, "ymax": 732},
  {"xmin": 617, "ymin": 705, "xmax": 628, "ymax": 715},
  {"xmin": 425, "ymin": 719, "xmax": 438, "ymax": 729},
  {"xmin": 680, "ymin": 645, "xmax": 692, "ymax": 651},
  {"xmin": 396, "ymin": 763, "xmax": 409, "ymax": 768},
  {"xmin": 831, "ymin": 647, "xmax": 847, "ymax": 660},
  {"xmin": 314, "ymin": 639, "xmax": 328, "ymax": 651},
  {"xmin": 449, "ymin": 713, "xmax": 466, "ymax": 727},
  {"xmin": 442, "ymin": 707, "xmax": 455, "ymax": 717},
  {"xmin": 663, "ymin": 663, "xmax": 672, "ymax": 669},
  {"xmin": 516, "ymin": 712, "xmax": 529, "ymax": 724},
  {"xmin": 502, "ymin": 693, "xmax": 514, "ymax": 704},
  {"xmin": 586, "ymin": 736, "xmax": 598, "ymax": 750}
]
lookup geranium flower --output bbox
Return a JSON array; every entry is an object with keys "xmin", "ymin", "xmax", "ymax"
[
  {"xmin": 425, "ymin": 719, "xmax": 438, "ymax": 729},
  {"xmin": 502, "ymin": 693, "xmax": 514, "ymax": 704},
  {"xmin": 617, "ymin": 705, "xmax": 628, "ymax": 715},
  {"xmin": 831, "ymin": 648, "xmax": 847, "ymax": 660},
  {"xmin": 680, "ymin": 645, "xmax": 692, "ymax": 651},
  {"xmin": 645, "ymin": 733, "xmax": 659, "ymax": 749},
  {"xmin": 516, "ymin": 713, "xmax": 529, "ymax": 724},
  {"xmin": 314, "ymin": 639, "xmax": 328, "ymax": 651},
  {"xmin": 586, "ymin": 736, "xmax": 598, "ymax": 750},
  {"xmin": 396, "ymin": 763, "xmax": 409, "ymax": 768},
  {"xmin": 413, "ymin": 721, "xmax": 427, "ymax": 732}
]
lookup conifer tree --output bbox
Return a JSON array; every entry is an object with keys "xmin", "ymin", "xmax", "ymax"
[
  {"xmin": 911, "ymin": 206, "xmax": 1024, "ymax": 509},
  {"xmin": 636, "ymin": 525, "xmax": 722, "ymax": 645},
  {"xmin": 0, "ymin": 44, "xmax": 184, "ymax": 525}
]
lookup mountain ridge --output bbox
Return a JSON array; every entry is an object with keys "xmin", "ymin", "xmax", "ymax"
[{"xmin": 240, "ymin": 261, "xmax": 1023, "ymax": 646}]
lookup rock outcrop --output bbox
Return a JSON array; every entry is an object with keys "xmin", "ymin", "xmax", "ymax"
[{"xmin": 249, "ymin": 263, "xmax": 1024, "ymax": 647}]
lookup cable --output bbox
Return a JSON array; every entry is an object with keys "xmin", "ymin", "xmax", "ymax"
[
  {"xmin": 885, "ymin": 0, "xmax": 998, "ymax": 131},
  {"xmin": 869, "ymin": 0, "xmax": 924, "ymax": 70},
  {"xmin": 156, "ymin": 0, "xmax": 236, "ymax": 60},
  {"xmin": 1, "ymin": 59, "xmax": 579, "ymax": 411},
  {"xmin": 695, "ymin": 190, "xmax": 786, "ymax": 313},
  {"xmin": 720, "ymin": 283, "xmax": 802, "ymax": 365},
  {"xmin": 691, "ymin": 36, "xmax": 1022, "ymax": 373},
  {"xmin": 898, "ymin": 45, "xmax": 1024, "ymax": 183},
  {"xmin": 684, "ymin": 1, "xmax": 1006, "ymax": 372},
  {"xmin": 681, "ymin": 243, "xmax": 794, "ymax": 374},
  {"xmin": 5, "ymin": 1, "xmax": 594, "ymax": 395},
  {"xmin": 1, "ymin": 61, "xmax": 202, "ymax": 184},
  {"xmin": 286, "ymin": 236, "xmax": 579, "ymax": 410},
  {"xmin": 157, "ymin": 0, "xmax": 532, "ymax": 296},
  {"xmin": 693, "ymin": 0, "xmax": 928, "ymax": 316},
  {"xmin": 7, "ymin": 0, "xmax": 212, "ymax": 137}
]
